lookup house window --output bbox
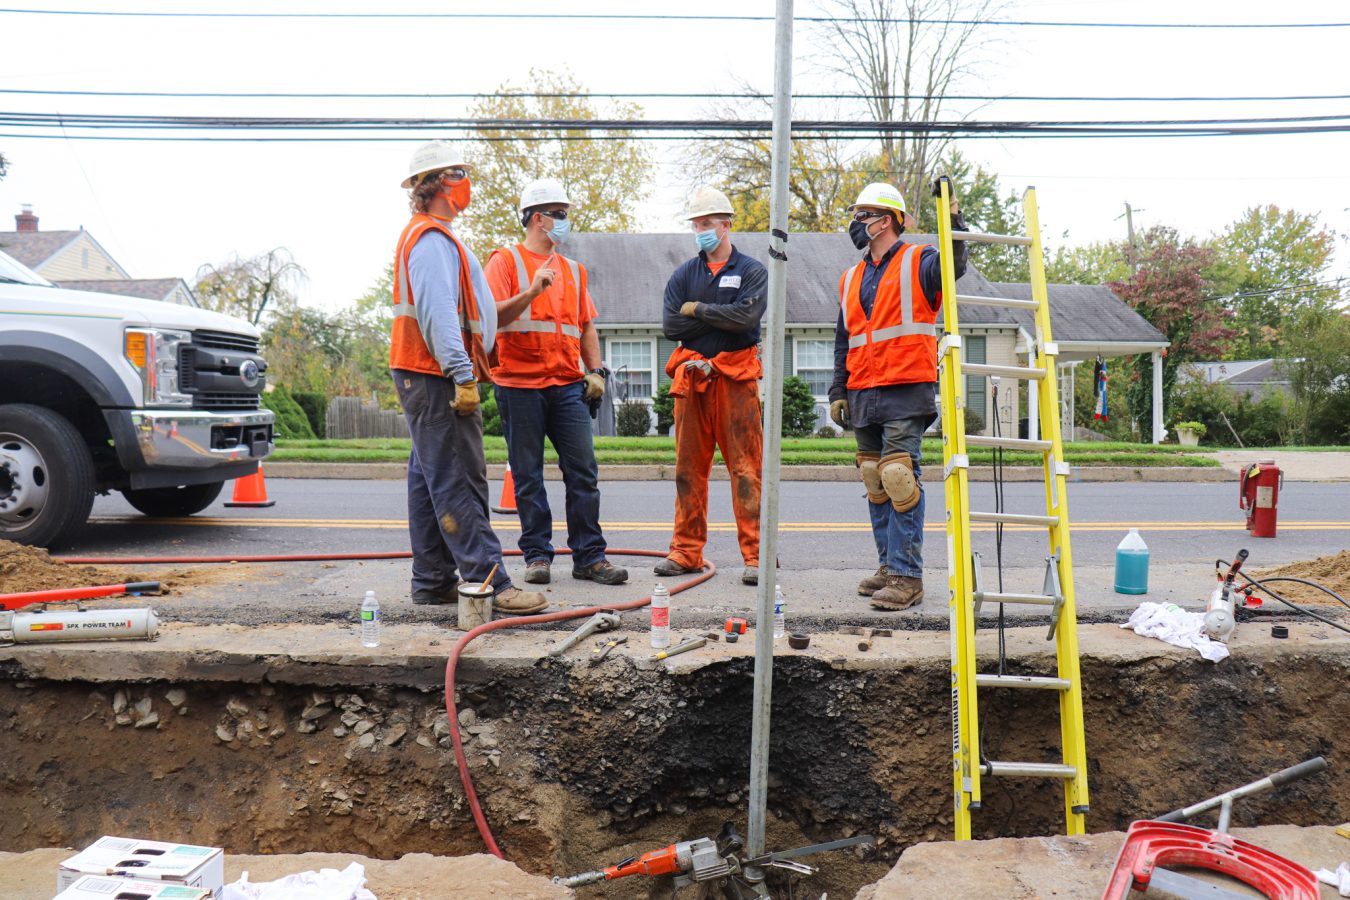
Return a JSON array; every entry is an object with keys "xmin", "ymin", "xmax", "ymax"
[
  {"xmin": 607, "ymin": 339, "xmax": 654, "ymax": 400},
  {"xmin": 794, "ymin": 339, "xmax": 834, "ymax": 396}
]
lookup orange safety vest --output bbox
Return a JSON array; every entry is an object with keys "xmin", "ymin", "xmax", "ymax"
[
  {"xmin": 665, "ymin": 344, "xmax": 762, "ymax": 398},
  {"xmin": 389, "ymin": 214, "xmax": 492, "ymax": 382},
  {"xmin": 488, "ymin": 244, "xmax": 587, "ymax": 388},
  {"xmin": 838, "ymin": 243, "xmax": 939, "ymax": 390}
]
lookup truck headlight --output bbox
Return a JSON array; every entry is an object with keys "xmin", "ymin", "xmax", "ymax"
[{"xmin": 124, "ymin": 328, "xmax": 193, "ymax": 407}]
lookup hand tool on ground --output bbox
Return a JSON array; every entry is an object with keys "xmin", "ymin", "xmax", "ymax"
[
  {"xmin": 1, "ymin": 605, "xmax": 160, "ymax": 643},
  {"xmin": 839, "ymin": 625, "xmax": 892, "ymax": 651},
  {"xmin": 1103, "ymin": 757, "xmax": 1328, "ymax": 899},
  {"xmin": 0, "ymin": 581, "xmax": 162, "ymax": 612},
  {"xmin": 651, "ymin": 635, "xmax": 705, "ymax": 661},
  {"xmin": 553, "ymin": 821, "xmax": 873, "ymax": 893},
  {"xmin": 589, "ymin": 635, "xmax": 628, "ymax": 666},
  {"xmin": 548, "ymin": 611, "xmax": 620, "ymax": 657}
]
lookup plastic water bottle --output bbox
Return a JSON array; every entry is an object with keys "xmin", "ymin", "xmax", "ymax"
[
  {"xmin": 650, "ymin": 584, "xmax": 670, "ymax": 649},
  {"xmin": 1114, "ymin": 528, "xmax": 1149, "ymax": 595},
  {"xmin": 773, "ymin": 586, "xmax": 786, "ymax": 640},
  {"xmin": 360, "ymin": 590, "xmax": 380, "ymax": 648}
]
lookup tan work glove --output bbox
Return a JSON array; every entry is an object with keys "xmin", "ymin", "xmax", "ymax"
[
  {"xmin": 582, "ymin": 371, "xmax": 606, "ymax": 401},
  {"xmin": 829, "ymin": 398, "xmax": 850, "ymax": 428},
  {"xmin": 679, "ymin": 301, "xmax": 700, "ymax": 317},
  {"xmin": 450, "ymin": 380, "xmax": 480, "ymax": 416}
]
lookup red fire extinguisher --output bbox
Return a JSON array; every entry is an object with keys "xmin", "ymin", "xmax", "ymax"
[{"xmin": 1239, "ymin": 460, "xmax": 1282, "ymax": 538}]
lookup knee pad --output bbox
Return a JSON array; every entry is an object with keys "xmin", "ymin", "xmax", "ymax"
[
  {"xmin": 855, "ymin": 451, "xmax": 888, "ymax": 504},
  {"xmin": 879, "ymin": 451, "xmax": 921, "ymax": 513}
]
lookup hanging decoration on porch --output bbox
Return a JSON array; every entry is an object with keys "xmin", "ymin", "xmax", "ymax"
[{"xmin": 1093, "ymin": 355, "xmax": 1109, "ymax": 421}]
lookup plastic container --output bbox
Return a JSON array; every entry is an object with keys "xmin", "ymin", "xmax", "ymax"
[
  {"xmin": 773, "ymin": 586, "xmax": 786, "ymax": 640},
  {"xmin": 1113, "ymin": 528, "xmax": 1149, "ymax": 595},
  {"xmin": 457, "ymin": 583, "xmax": 494, "ymax": 631},
  {"xmin": 650, "ymin": 584, "xmax": 670, "ymax": 648},
  {"xmin": 360, "ymin": 590, "xmax": 380, "ymax": 647}
]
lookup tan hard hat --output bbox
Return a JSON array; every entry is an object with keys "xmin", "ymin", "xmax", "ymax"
[
  {"xmin": 401, "ymin": 141, "xmax": 472, "ymax": 189},
  {"xmin": 683, "ymin": 185, "xmax": 734, "ymax": 220}
]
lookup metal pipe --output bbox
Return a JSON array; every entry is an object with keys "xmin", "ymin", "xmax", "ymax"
[
  {"xmin": 747, "ymin": 0, "xmax": 794, "ymax": 862},
  {"xmin": 0, "ymin": 581, "xmax": 162, "ymax": 611}
]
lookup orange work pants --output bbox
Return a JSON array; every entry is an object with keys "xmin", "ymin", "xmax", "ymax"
[{"xmin": 668, "ymin": 375, "xmax": 762, "ymax": 569}]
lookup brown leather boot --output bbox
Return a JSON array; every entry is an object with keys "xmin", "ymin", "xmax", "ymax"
[
  {"xmin": 857, "ymin": 565, "xmax": 891, "ymax": 596},
  {"xmin": 870, "ymin": 575, "xmax": 923, "ymax": 610},
  {"xmin": 493, "ymin": 586, "xmax": 548, "ymax": 616}
]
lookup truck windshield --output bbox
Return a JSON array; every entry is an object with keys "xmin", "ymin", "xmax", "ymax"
[{"xmin": 0, "ymin": 249, "xmax": 53, "ymax": 286}]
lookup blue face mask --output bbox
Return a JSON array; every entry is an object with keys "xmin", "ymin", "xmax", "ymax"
[
  {"xmin": 695, "ymin": 227, "xmax": 721, "ymax": 253},
  {"xmin": 547, "ymin": 217, "xmax": 571, "ymax": 245}
]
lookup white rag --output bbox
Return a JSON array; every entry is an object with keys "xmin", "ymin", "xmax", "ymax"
[
  {"xmin": 1315, "ymin": 861, "xmax": 1350, "ymax": 897},
  {"xmin": 1119, "ymin": 602, "xmax": 1230, "ymax": 662},
  {"xmin": 220, "ymin": 862, "xmax": 377, "ymax": 900}
]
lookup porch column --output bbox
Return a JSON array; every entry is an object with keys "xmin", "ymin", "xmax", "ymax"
[
  {"xmin": 1151, "ymin": 350, "xmax": 1164, "ymax": 444},
  {"xmin": 1027, "ymin": 367, "xmax": 1039, "ymax": 441}
]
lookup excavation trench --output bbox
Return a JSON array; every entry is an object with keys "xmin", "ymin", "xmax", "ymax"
[{"xmin": 1, "ymin": 624, "xmax": 1347, "ymax": 898}]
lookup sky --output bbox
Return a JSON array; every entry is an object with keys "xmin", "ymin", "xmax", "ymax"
[{"xmin": 0, "ymin": 0, "xmax": 1346, "ymax": 311}]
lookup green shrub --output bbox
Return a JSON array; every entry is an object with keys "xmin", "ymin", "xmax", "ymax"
[
  {"xmin": 262, "ymin": 385, "xmax": 316, "ymax": 439},
  {"xmin": 652, "ymin": 382, "xmax": 675, "ymax": 436},
  {"xmin": 781, "ymin": 376, "xmax": 819, "ymax": 437},
  {"xmin": 616, "ymin": 400, "xmax": 652, "ymax": 437},
  {"xmin": 482, "ymin": 387, "xmax": 503, "ymax": 437},
  {"xmin": 292, "ymin": 390, "xmax": 327, "ymax": 438},
  {"xmin": 815, "ymin": 424, "xmax": 839, "ymax": 438},
  {"xmin": 964, "ymin": 407, "xmax": 986, "ymax": 435},
  {"xmin": 1170, "ymin": 377, "xmax": 1293, "ymax": 447}
]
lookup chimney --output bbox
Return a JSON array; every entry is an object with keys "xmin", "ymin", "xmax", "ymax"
[{"xmin": 15, "ymin": 204, "xmax": 38, "ymax": 232}]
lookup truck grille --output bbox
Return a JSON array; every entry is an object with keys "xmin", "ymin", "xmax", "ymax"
[
  {"xmin": 193, "ymin": 392, "xmax": 262, "ymax": 410},
  {"xmin": 193, "ymin": 329, "xmax": 260, "ymax": 353},
  {"xmin": 179, "ymin": 330, "xmax": 267, "ymax": 411}
]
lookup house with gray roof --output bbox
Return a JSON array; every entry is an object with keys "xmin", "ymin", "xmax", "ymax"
[
  {"xmin": 0, "ymin": 204, "xmax": 198, "ymax": 307},
  {"xmin": 565, "ymin": 232, "xmax": 1170, "ymax": 441}
]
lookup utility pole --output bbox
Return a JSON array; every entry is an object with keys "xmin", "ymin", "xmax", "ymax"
[
  {"xmin": 747, "ymin": 0, "xmax": 793, "ymax": 866},
  {"xmin": 1121, "ymin": 202, "xmax": 1141, "ymax": 274}
]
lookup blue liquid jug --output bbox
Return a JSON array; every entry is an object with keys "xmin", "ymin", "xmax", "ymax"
[{"xmin": 1114, "ymin": 528, "xmax": 1149, "ymax": 595}]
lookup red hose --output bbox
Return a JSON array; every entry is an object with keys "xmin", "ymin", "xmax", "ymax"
[{"xmin": 55, "ymin": 546, "xmax": 718, "ymax": 860}]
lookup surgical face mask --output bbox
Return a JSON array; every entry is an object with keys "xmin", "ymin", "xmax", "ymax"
[
  {"xmin": 546, "ymin": 216, "xmax": 571, "ymax": 245},
  {"xmin": 849, "ymin": 217, "xmax": 884, "ymax": 250},
  {"xmin": 695, "ymin": 227, "xmax": 721, "ymax": 253}
]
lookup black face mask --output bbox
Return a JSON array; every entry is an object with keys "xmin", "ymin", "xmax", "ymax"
[{"xmin": 848, "ymin": 219, "xmax": 874, "ymax": 250}]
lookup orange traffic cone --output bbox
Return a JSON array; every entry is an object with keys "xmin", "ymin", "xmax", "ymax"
[
  {"xmin": 225, "ymin": 464, "xmax": 276, "ymax": 508},
  {"xmin": 491, "ymin": 463, "xmax": 518, "ymax": 515}
]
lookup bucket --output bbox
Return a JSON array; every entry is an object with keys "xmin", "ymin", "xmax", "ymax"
[{"xmin": 457, "ymin": 583, "xmax": 494, "ymax": 630}]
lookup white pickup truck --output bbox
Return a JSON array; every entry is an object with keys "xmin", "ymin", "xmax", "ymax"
[{"xmin": 0, "ymin": 249, "xmax": 274, "ymax": 547}]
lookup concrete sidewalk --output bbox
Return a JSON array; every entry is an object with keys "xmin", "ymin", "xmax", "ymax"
[{"xmin": 1215, "ymin": 450, "xmax": 1350, "ymax": 481}]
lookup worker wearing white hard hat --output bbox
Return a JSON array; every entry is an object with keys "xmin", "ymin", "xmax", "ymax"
[
  {"xmin": 389, "ymin": 141, "xmax": 548, "ymax": 617},
  {"xmin": 654, "ymin": 185, "xmax": 769, "ymax": 587},
  {"xmin": 831, "ymin": 179, "xmax": 968, "ymax": 611},
  {"xmin": 483, "ymin": 177, "xmax": 628, "ymax": 588}
]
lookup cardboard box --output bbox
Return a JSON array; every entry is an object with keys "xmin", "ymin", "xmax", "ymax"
[
  {"xmin": 57, "ymin": 837, "xmax": 224, "ymax": 896},
  {"xmin": 55, "ymin": 875, "xmax": 212, "ymax": 899}
]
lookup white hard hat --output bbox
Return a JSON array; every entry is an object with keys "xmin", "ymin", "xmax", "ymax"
[
  {"xmin": 683, "ymin": 185, "xmax": 734, "ymax": 220},
  {"xmin": 848, "ymin": 182, "xmax": 907, "ymax": 215},
  {"xmin": 518, "ymin": 178, "xmax": 571, "ymax": 214},
  {"xmin": 401, "ymin": 141, "xmax": 472, "ymax": 189}
]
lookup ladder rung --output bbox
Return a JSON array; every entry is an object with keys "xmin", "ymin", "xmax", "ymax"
[
  {"xmin": 950, "ymin": 230, "xmax": 1033, "ymax": 247},
  {"xmin": 954, "ymin": 292, "xmax": 1039, "ymax": 311},
  {"xmin": 969, "ymin": 511, "xmax": 1059, "ymax": 527},
  {"xmin": 963, "ymin": 363, "xmax": 1046, "ymax": 381},
  {"xmin": 976, "ymin": 590, "xmax": 1058, "ymax": 607},
  {"xmin": 981, "ymin": 761, "xmax": 1078, "ymax": 779},
  {"xmin": 965, "ymin": 434, "xmax": 1053, "ymax": 452},
  {"xmin": 975, "ymin": 674, "xmax": 1071, "ymax": 690}
]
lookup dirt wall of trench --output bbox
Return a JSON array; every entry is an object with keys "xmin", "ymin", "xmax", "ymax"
[{"xmin": 2, "ymin": 648, "xmax": 1346, "ymax": 898}]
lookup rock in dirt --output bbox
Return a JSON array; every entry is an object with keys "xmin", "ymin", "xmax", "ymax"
[
  {"xmin": 226, "ymin": 696, "xmax": 249, "ymax": 718},
  {"xmin": 357, "ymin": 733, "xmax": 376, "ymax": 749},
  {"xmin": 135, "ymin": 712, "xmax": 160, "ymax": 729},
  {"xmin": 384, "ymin": 724, "xmax": 408, "ymax": 746},
  {"xmin": 215, "ymin": 724, "xmax": 236, "ymax": 743},
  {"xmin": 164, "ymin": 688, "xmax": 187, "ymax": 708},
  {"xmin": 112, "ymin": 689, "xmax": 128, "ymax": 715},
  {"xmin": 133, "ymin": 697, "xmax": 153, "ymax": 720},
  {"xmin": 353, "ymin": 719, "xmax": 375, "ymax": 736}
]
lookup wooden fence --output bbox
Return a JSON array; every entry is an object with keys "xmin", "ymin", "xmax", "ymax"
[{"xmin": 325, "ymin": 396, "xmax": 409, "ymax": 439}]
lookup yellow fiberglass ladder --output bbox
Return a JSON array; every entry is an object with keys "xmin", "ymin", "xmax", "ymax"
[{"xmin": 932, "ymin": 176, "xmax": 1090, "ymax": 840}]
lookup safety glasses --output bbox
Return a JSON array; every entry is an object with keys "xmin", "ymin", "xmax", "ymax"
[
  {"xmin": 852, "ymin": 209, "xmax": 887, "ymax": 223},
  {"xmin": 535, "ymin": 209, "xmax": 569, "ymax": 221},
  {"xmin": 440, "ymin": 167, "xmax": 469, "ymax": 182}
]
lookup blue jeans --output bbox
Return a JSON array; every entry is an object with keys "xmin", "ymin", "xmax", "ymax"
[
  {"xmin": 495, "ymin": 381, "xmax": 607, "ymax": 568},
  {"xmin": 854, "ymin": 416, "xmax": 926, "ymax": 578},
  {"xmin": 393, "ymin": 370, "xmax": 512, "ymax": 595}
]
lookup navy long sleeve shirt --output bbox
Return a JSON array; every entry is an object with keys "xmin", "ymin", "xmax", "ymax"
[
  {"xmin": 829, "ymin": 236, "xmax": 968, "ymax": 428},
  {"xmin": 662, "ymin": 246, "xmax": 768, "ymax": 358}
]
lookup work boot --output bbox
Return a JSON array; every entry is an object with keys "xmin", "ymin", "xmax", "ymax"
[
  {"xmin": 857, "ymin": 566, "xmax": 891, "ymax": 596},
  {"xmin": 493, "ymin": 586, "xmax": 548, "ymax": 616},
  {"xmin": 741, "ymin": 565, "xmax": 758, "ymax": 586},
  {"xmin": 870, "ymin": 575, "xmax": 924, "ymax": 611},
  {"xmin": 411, "ymin": 583, "xmax": 458, "ymax": 606},
  {"xmin": 523, "ymin": 560, "xmax": 551, "ymax": 584},
  {"xmin": 654, "ymin": 557, "xmax": 701, "ymax": 576},
  {"xmin": 573, "ymin": 559, "xmax": 629, "ymax": 585}
]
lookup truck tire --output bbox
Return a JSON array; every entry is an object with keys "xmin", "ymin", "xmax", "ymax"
[
  {"xmin": 0, "ymin": 403, "xmax": 97, "ymax": 548},
  {"xmin": 121, "ymin": 481, "xmax": 225, "ymax": 518}
]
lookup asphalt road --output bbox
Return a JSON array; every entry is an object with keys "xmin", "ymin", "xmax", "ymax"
[{"xmin": 65, "ymin": 477, "xmax": 1350, "ymax": 632}]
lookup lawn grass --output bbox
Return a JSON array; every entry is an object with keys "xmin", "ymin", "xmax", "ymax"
[{"xmin": 272, "ymin": 435, "xmax": 1224, "ymax": 467}]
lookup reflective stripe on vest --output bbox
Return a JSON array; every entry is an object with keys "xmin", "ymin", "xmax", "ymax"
[
  {"xmin": 389, "ymin": 215, "xmax": 489, "ymax": 379},
  {"xmin": 839, "ymin": 243, "xmax": 939, "ymax": 389},
  {"xmin": 498, "ymin": 246, "xmax": 583, "ymax": 338},
  {"xmin": 391, "ymin": 219, "xmax": 484, "ymax": 333},
  {"xmin": 839, "ymin": 244, "xmax": 935, "ymax": 348}
]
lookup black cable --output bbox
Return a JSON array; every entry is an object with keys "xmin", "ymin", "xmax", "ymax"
[
  {"xmin": 1234, "ymin": 572, "xmax": 1350, "ymax": 635},
  {"xmin": 1250, "ymin": 576, "xmax": 1350, "ymax": 611},
  {"xmin": 1, "ymin": 8, "xmax": 1345, "ymax": 28},
  {"xmin": 10, "ymin": 130, "xmax": 1349, "ymax": 142}
]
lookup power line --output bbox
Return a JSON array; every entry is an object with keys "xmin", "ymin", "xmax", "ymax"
[
  {"xmin": 0, "ymin": 7, "xmax": 1345, "ymax": 28},
  {"xmin": 4, "ymin": 87, "xmax": 1350, "ymax": 104}
]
